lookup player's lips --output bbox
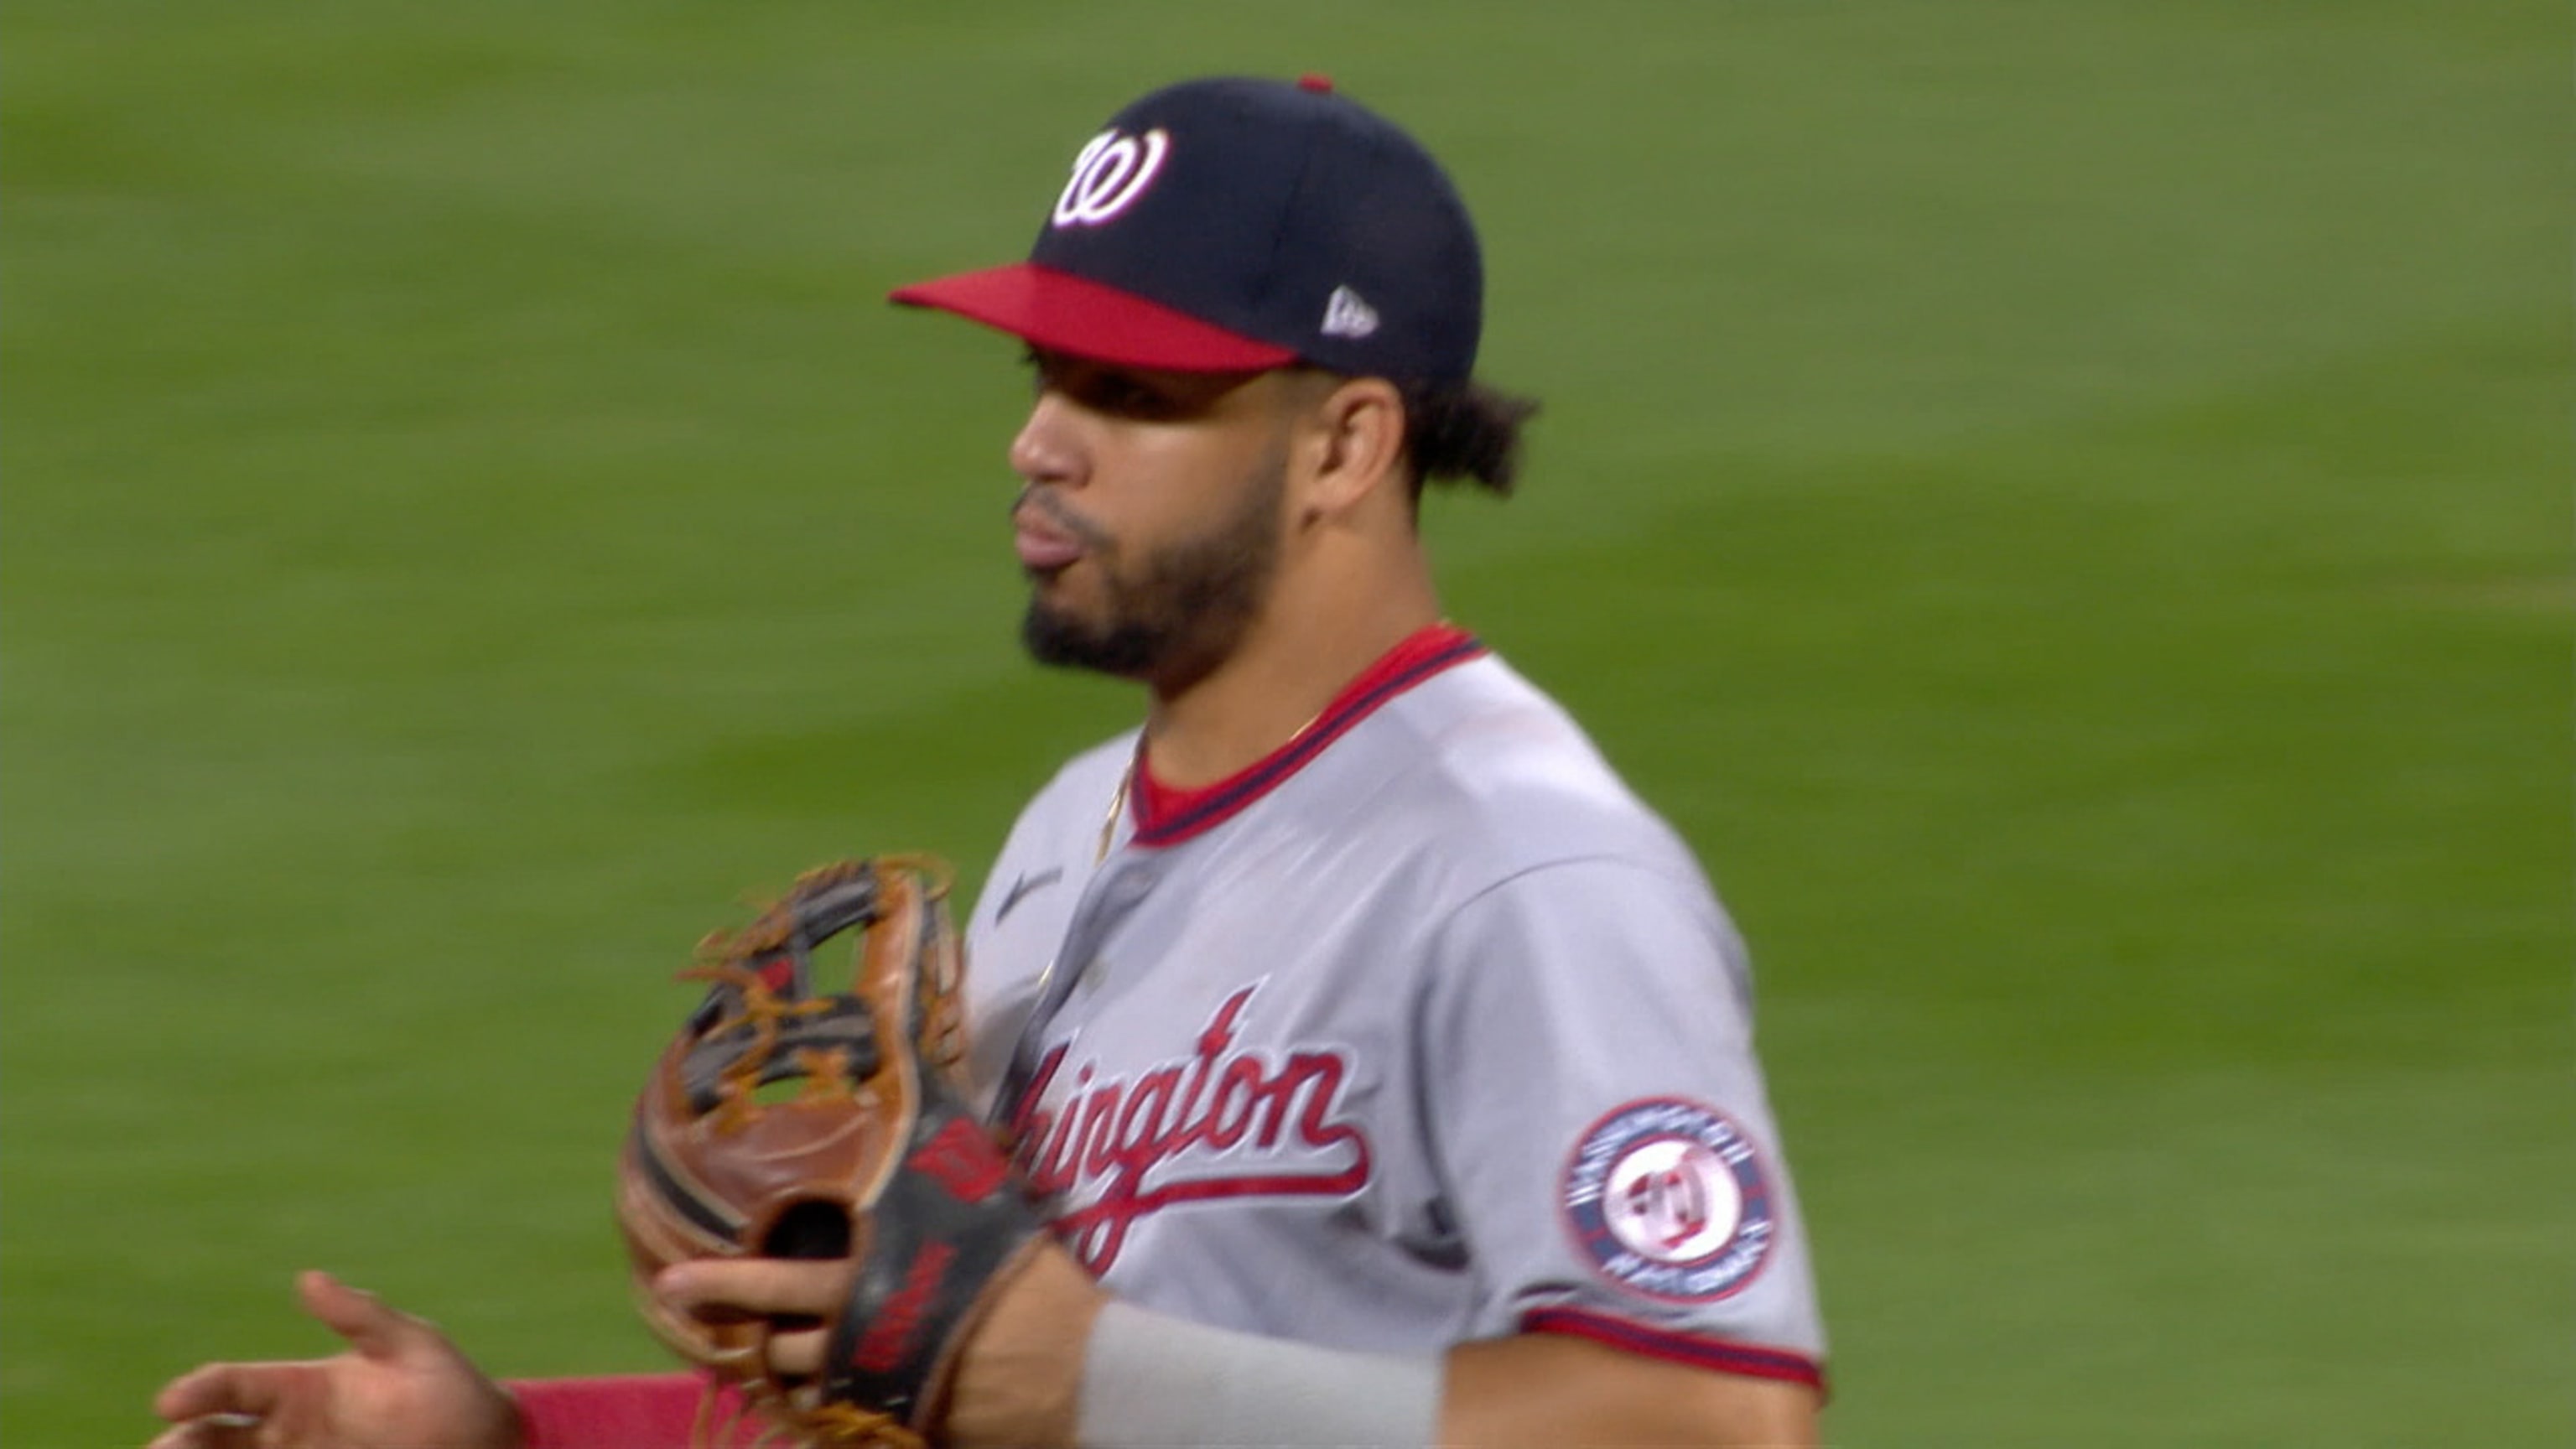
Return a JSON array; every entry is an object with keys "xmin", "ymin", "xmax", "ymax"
[{"xmin": 1012, "ymin": 511, "xmax": 1087, "ymax": 572}]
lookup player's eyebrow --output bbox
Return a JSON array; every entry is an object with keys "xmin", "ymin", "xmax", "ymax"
[{"xmin": 1021, "ymin": 346, "xmax": 1263, "ymax": 421}]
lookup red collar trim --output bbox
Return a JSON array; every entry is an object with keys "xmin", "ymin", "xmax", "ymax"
[{"xmin": 1129, "ymin": 624, "xmax": 1485, "ymax": 848}]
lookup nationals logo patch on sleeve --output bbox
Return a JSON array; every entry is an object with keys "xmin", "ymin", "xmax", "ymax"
[{"xmin": 1561, "ymin": 1098, "xmax": 1776, "ymax": 1303}]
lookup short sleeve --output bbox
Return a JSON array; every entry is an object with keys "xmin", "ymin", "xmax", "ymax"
[{"xmin": 1419, "ymin": 856, "xmax": 1826, "ymax": 1384}]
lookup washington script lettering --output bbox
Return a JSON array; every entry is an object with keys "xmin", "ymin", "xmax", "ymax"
[{"xmin": 1005, "ymin": 984, "xmax": 1373, "ymax": 1271}]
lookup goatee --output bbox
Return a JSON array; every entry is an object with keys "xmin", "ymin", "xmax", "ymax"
[{"xmin": 1021, "ymin": 449, "xmax": 1285, "ymax": 687}]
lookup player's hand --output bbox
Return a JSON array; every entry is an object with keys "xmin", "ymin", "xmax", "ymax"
[
  {"xmin": 648, "ymin": 1256, "xmax": 850, "ymax": 1381},
  {"xmin": 652, "ymin": 1241, "xmax": 1101, "ymax": 1449},
  {"xmin": 148, "ymin": 1270, "xmax": 523, "ymax": 1449}
]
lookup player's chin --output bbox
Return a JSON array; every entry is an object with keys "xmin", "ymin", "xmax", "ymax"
[
  {"xmin": 1035, "ymin": 556, "xmax": 1129, "ymax": 613},
  {"xmin": 1020, "ymin": 569, "xmax": 1089, "ymax": 630},
  {"xmin": 1021, "ymin": 595, "xmax": 1148, "ymax": 675}
]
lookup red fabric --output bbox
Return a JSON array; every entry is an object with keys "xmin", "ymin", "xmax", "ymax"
[
  {"xmin": 508, "ymin": 1373, "xmax": 767, "ymax": 1449},
  {"xmin": 890, "ymin": 262, "xmax": 1297, "ymax": 374}
]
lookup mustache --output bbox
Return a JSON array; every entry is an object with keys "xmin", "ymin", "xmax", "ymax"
[{"xmin": 1012, "ymin": 486, "xmax": 1113, "ymax": 552}]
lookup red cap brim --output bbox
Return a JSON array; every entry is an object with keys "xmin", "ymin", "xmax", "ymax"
[{"xmin": 890, "ymin": 262, "xmax": 1298, "ymax": 373}]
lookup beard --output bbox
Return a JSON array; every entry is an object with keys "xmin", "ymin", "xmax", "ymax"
[{"xmin": 1020, "ymin": 444, "xmax": 1287, "ymax": 687}]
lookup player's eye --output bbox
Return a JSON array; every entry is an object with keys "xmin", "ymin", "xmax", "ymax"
[
  {"xmin": 1086, "ymin": 374, "xmax": 1166, "ymax": 416},
  {"xmin": 1068, "ymin": 370, "xmax": 1178, "ymax": 419}
]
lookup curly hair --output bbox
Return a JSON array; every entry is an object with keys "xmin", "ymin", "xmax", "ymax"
[{"xmin": 1400, "ymin": 377, "xmax": 1541, "ymax": 499}]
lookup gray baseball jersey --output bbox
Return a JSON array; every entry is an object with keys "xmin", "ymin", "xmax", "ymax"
[{"xmin": 962, "ymin": 626, "xmax": 1826, "ymax": 1387}]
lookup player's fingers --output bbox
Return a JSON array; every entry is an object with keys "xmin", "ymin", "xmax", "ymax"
[
  {"xmin": 295, "ymin": 1270, "xmax": 426, "ymax": 1361},
  {"xmin": 153, "ymin": 1363, "xmax": 292, "ymax": 1425},
  {"xmin": 763, "ymin": 1322, "xmax": 831, "ymax": 1379},
  {"xmin": 142, "ymin": 1415, "xmax": 261, "ymax": 1449},
  {"xmin": 655, "ymin": 1258, "xmax": 849, "ymax": 1321},
  {"xmin": 143, "ymin": 1420, "xmax": 205, "ymax": 1449}
]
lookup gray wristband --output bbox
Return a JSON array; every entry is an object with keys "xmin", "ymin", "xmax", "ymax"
[{"xmin": 1078, "ymin": 1300, "xmax": 1442, "ymax": 1449}]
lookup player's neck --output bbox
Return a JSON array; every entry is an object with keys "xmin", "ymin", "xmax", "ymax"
[{"xmin": 1140, "ymin": 550, "xmax": 1441, "ymax": 790}]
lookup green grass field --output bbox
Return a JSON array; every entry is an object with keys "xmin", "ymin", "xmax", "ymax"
[{"xmin": 5, "ymin": 3, "xmax": 2565, "ymax": 1444}]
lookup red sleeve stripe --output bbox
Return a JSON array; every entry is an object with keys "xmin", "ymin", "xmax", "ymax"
[{"xmin": 1521, "ymin": 1306, "xmax": 1827, "ymax": 1392}]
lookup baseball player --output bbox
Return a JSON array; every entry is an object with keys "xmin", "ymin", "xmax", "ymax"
[{"xmin": 150, "ymin": 75, "xmax": 1825, "ymax": 1449}]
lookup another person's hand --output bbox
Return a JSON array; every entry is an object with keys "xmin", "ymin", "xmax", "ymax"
[{"xmin": 148, "ymin": 1270, "xmax": 522, "ymax": 1449}]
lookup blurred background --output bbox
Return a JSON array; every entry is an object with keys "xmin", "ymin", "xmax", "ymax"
[{"xmin": 4, "ymin": 3, "xmax": 2565, "ymax": 1444}]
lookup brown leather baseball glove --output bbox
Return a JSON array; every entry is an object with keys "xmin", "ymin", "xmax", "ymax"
[{"xmin": 616, "ymin": 857, "xmax": 1043, "ymax": 1449}]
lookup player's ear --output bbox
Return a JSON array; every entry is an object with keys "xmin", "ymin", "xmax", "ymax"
[{"xmin": 1291, "ymin": 374, "xmax": 1407, "ymax": 522}]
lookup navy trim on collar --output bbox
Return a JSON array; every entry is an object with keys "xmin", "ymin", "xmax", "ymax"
[{"xmin": 1130, "ymin": 626, "xmax": 1485, "ymax": 849}]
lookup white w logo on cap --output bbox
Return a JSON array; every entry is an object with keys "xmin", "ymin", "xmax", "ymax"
[{"xmin": 1053, "ymin": 128, "xmax": 1170, "ymax": 227}]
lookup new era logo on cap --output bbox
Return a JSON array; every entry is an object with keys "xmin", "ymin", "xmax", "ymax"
[
  {"xmin": 1320, "ymin": 286, "xmax": 1379, "ymax": 340},
  {"xmin": 891, "ymin": 75, "xmax": 1484, "ymax": 382}
]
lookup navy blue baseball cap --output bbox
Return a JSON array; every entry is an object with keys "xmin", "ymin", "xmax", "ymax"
[{"xmin": 891, "ymin": 75, "xmax": 1484, "ymax": 382}]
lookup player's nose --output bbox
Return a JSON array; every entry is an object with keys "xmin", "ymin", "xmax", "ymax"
[{"xmin": 1009, "ymin": 391, "xmax": 1083, "ymax": 490}]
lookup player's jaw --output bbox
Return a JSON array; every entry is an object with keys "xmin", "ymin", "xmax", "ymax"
[{"xmin": 1014, "ymin": 446, "xmax": 1288, "ymax": 687}]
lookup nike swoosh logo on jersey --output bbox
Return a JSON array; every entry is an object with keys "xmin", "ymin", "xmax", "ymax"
[{"xmin": 994, "ymin": 868, "xmax": 1063, "ymax": 925}]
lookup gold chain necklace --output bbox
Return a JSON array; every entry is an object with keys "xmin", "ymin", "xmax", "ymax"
[
  {"xmin": 1094, "ymin": 766, "xmax": 1132, "ymax": 865},
  {"xmin": 1098, "ymin": 702, "xmax": 1339, "ymax": 864}
]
